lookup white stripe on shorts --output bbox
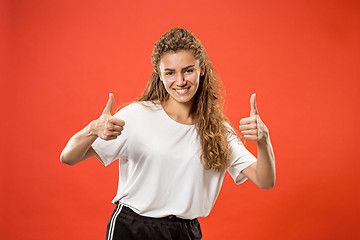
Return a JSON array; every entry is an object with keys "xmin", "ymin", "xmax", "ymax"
[{"xmin": 107, "ymin": 204, "xmax": 123, "ymax": 240}]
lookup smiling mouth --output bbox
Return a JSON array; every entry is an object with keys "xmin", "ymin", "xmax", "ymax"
[{"xmin": 174, "ymin": 87, "xmax": 190, "ymax": 94}]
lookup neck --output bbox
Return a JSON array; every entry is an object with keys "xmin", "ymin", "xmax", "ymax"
[{"xmin": 162, "ymin": 98, "xmax": 195, "ymax": 125}]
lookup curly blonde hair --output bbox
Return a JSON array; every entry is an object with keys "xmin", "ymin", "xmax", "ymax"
[{"xmin": 137, "ymin": 27, "xmax": 236, "ymax": 171}]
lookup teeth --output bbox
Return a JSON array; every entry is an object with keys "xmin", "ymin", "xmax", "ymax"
[
  {"xmin": 176, "ymin": 89, "xmax": 187, "ymax": 93},
  {"xmin": 175, "ymin": 87, "xmax": 189, "ymax": 93}
]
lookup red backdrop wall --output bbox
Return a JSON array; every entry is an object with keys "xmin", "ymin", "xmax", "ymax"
[{"xmin": 2, "ymin": 0, "xmax": 359, "ymax": 239}]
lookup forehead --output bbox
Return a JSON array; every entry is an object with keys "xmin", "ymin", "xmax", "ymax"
[{"xmin": 159, "ymin": 50, "xmax": 199, "ymax": 70}]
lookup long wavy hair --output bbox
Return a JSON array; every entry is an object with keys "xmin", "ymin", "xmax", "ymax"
[{"xmin": 137, "ymin": 27, "xmax": 236, "ymax": 171}]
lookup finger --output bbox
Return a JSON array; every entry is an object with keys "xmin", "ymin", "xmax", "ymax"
[
  {"xmin": 106, "ymin": 132, "xmax": 123, "ymax": 138},
  {"xmin": 250, "ymin": 93, "xmax": 259, "ymax": 117},
  {"xmin": 102, "ymin": 135, "xmax": 118, "ymax": 141},
  {"xmin": 240, "ymin": 116, "xmax": 257, "ymax": 125},
  {"xmin": 240, "ymin": 129, "xmax": 258, "ymax": 135},
  {"xmin": 109, "ymin": 117, "xmax": 125, "ymax": 127},
  {"xmin": 103, "ymin": 93, "xmax": 114, "ymax": 115},
  {"xmin": 243, "ymin": 135, "xmax": 258, "ymax": 141},
  {"xmin": 239, "ymin": 123, "xmax": 257, "ymax": 131},
  {"xmin": 103, "ymin": 129, "xmax": 122, "ymax": 138},
  {"xmin": 106, "ymin": 123, "xmax": 124, "ymax": 132}
]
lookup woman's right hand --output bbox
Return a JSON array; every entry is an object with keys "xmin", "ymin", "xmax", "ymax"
[
  {"xmin": 60, "ymin": 93, "xmax": 125, "ymax": 165},
  {"xmin": 90, "ymin": 93, "xmax": 125, "ymax": 141}
]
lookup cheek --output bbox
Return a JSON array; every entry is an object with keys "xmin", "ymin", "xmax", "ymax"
[
  {"xmin": 162, "ymin": 78, "xmax": 175, "ymax": 88},
  {"xmin": 185, "ymin": 72, "xmax": 200, "ymax": 85}
]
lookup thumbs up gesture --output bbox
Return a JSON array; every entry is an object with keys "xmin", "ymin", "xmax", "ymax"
[
  {"xmin": 239, "ymin": 93, "xmax": 268, "ymax": 142},
  {"xmin": 91, "ymin": 93, "xmax": 125, "ymax": 140}
]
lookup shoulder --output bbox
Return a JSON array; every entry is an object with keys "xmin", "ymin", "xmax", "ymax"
[
  {"xmin": 135, "ymin": 100, "xmax": 162, "ymax": 111},
  {"xmin": 223, "ymin": 121, "xmax": 242, "ymax": 144},
  {"xmin": 113, "ymin": 101, "xmax": 162, "ymax": 118}
]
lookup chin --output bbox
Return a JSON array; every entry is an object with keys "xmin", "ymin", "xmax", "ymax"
[{"xmin": 170, "ymin": 94, "xmax": 194, "ymax": 104}]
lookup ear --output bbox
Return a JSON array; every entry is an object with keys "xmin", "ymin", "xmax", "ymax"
[{"xmin": 200, "ymin": 63, "xmax": 205, "ymax": 76}]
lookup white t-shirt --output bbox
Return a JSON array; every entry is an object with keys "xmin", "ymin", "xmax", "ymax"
[{"xmin": 92, "ymin": 101, "xmax": 257, "ymax": 219}]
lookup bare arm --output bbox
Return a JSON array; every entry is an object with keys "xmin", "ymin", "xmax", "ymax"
[
  {"xmin": 241, "ymin": 135, "xmax": 275, "ymax": 189},
  {"xmin": 60, "ymin": 121, "xmax": 98, "ymax": 165},
  {"xmin": 60, "ymin": 93, "xmax": 125, "ymax": 166},
  {"xmin": 239, "ymin": 93, "xmax": 276, "ymax": 189}
]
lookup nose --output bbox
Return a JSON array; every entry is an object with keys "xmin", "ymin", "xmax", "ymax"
[{"xmin": 175, "ymin": 73, "xmax": 186, "ymax": 86}]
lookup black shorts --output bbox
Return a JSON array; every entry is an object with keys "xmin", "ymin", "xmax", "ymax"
[{"xmin": 106, "ymin": 203, "xmax": 202, "ymax": 240}]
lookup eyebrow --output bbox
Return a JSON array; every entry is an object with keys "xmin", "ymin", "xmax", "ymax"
[{"xmin": 163, "ymin": 65, "xmax": 195, "ymax": 71}]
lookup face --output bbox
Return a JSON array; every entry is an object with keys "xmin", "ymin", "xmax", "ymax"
[{"xmin": 159, "ymin": 50, "xmax": 204, "ymax": 105}]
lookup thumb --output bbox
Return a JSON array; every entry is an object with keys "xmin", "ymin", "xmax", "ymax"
[
  {"xmin": 250, "ymin": 93, "xmax": 259, "ymax": 116},
  {"xmin": 103, "ymin": 93, "xmax": 114, "ymax": 115}
]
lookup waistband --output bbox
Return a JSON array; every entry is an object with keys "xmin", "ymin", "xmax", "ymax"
[{"xmin": 116, "ymin": 202, "xmax": 198, "ymax": 223}]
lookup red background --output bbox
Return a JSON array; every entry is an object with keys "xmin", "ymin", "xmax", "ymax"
[{"xmin": 1, "ymin": 0, "xmax": 359, "ymax": 239}]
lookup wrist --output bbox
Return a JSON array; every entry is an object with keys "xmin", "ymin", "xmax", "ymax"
[
  {"xmin": 257, "ymin": 132, "xmax": 270, "ymax": 146},
  {"xmin": 87, "ymin": 120, "xmax": 99, "ymax": 137}
]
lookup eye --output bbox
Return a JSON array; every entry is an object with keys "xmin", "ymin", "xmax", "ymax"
[
  {"xmin": 185, "ymin": 69, "xmax": 194, "ymax": 73},
  {"xmin": 165, "ymin": 72, "xmax": 174, "ymax": 76}
]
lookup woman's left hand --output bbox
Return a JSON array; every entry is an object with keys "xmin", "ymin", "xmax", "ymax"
[{"xmin": 239, "ymin": 93, "xmax": 269, "ymax": 142}]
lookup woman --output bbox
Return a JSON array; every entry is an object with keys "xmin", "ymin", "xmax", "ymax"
[{"xmin": 60, "ymin": 27, "xmax": 275, "ymax": 240}]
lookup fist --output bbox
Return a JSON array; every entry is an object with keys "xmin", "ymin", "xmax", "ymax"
[
  {"xmin": 91, "ymin": 93, "xmax": 125, "ymax": 140},
  {"xmin": 239, "ymin": 93, "xmax": 268, "ymax": 142}
]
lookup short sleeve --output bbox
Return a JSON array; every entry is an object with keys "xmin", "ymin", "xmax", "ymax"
[
  {"xmin": 91, "ymin": 110, "xmax": 128, "ymax": 167},
  {"xmin": 227, "ymin": 130, "xmax": 257, "ymax": 184}
]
